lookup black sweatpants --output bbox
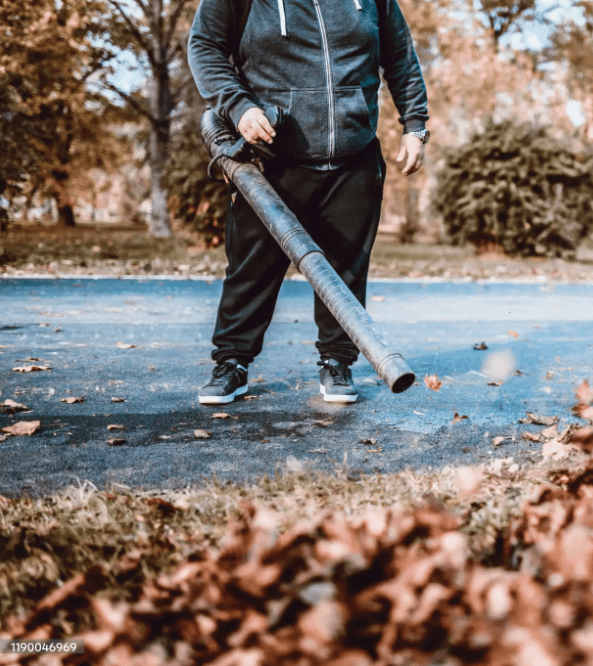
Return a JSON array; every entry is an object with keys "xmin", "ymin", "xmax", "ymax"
[{"xmin": 211, "ymin": 138, "xmax": 386, "ymax": 368}]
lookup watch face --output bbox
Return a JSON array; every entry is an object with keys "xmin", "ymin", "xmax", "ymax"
[{"xmin": 423, "ymin": 130, "xmax": 430, "ymax": 143}]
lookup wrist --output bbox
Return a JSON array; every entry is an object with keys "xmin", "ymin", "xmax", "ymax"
[{"xmin": 405, "ymin": 129, "xmax": 430, "ymax": 144}]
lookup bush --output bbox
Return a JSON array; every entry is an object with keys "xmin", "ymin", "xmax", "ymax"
[
  {"xmin": 433, "ymin": 120, "xmax": 593, "ymax": 257},
  {"xmin": 164, "ymin": 122, "xmax": 228, "ymax": 247}
]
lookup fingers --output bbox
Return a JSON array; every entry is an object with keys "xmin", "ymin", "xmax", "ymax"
[
  {"xmin": 402, "ymin": 151, "xmax": 422, "ymax": 176},
  {"xmin": 237, "ymin": 107, "xmax": 276, "ymax": 145},
  {"xmin": 398, "ymin": 135, "xmax": 425, "ymax": 176}
]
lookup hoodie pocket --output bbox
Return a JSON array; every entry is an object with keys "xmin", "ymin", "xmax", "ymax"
[
  {"xmin": 333, "ymin": 86, "xmax": 375, "ymax": 157},
  {"xmin": 255, "ymin": 86, "xmax": 374, "ymax": 162},
  {"xmin": 281, "ymin": 89, "xmax": 331, "ymax": 161}
]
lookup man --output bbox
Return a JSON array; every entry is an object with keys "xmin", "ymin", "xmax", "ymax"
[{"xmin": 188, "ymin": 0, "xmax": 429, "ymax": 405}]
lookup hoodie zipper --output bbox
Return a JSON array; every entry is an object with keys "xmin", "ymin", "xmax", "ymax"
[{"xmin": 312, "ymin": 0, "xmax": 334, "ymax": 166}]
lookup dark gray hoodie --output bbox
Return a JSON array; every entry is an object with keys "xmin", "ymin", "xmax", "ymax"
[{"xmin": 188, "ymin": 0, "xmax": 428, "ymax": 168}]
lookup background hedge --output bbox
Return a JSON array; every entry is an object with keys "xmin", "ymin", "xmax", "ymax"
[{"xmin": 432, "ymin": 120, "xmax": 593, "ymax": 257}]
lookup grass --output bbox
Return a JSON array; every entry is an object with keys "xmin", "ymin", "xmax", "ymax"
[{"xmin": 3, "ymin": 222, "xmax": 593, "ymax": 281}]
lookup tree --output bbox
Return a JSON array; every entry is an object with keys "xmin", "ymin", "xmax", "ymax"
[
  {"xmin": 549, "ymin": 1, "xmax": 593, "ymax": 140},
  {"xmin": 0, "ymin": 0, "xmax": 121, "ymax": 226},
  {"xmin": 101, "ymin": 0, "xmax": 199, "ymax": 238}
]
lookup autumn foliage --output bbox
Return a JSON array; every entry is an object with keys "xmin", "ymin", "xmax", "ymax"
[
  {"xmin": 0, "ymin": 381, "xmax": 592, "ymax": 665},
  {"xmin": 2, "ymin": 463, "xmax": 593, "ymax": 665},
  {"xmin": 164, "ymin": 122, "xmax": 227, "ymax": 247}
]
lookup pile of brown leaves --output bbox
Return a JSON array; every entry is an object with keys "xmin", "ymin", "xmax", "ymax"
[
  {"xmin": 2, "ymin": 457, "xmax": 593, "ymax": 665},
  {"xmin": 2, "ymin": 383, "xmax": 593, "ymax": 665}
]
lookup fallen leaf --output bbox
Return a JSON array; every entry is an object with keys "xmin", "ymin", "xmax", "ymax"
[
  {"xmin": 457, "ymin": 466, "xmax": 483, "ymax": 497},
  {"xmin": 576, "ymin": 379, "xmax": 593, "ymax": 405},
  {"xmin": 541, "ymin": 424, "xmax": 558, "ymax": 439},
  {"xmin": 60, "ymin": 396, "xmax": 85, "ymax": 404},
  {"xmin": 242, "ymin": 395, "xmax": 258, "ymax": 400},
  {"xmin": 1, "ymin": 420, "xmax": 41, "ymax": 436},
  {"xmin": 507, "ymin": 330, "xmax": 519, "ymax": 338},
  {"xmin": 488, "ymin": 381, "xmax": 502, "ymax": 386},
  {"xmin": 492, "ymin": 436, "xmax": 507, "ymax": 447},
  {"xmin": 251, "ymin": 375, "xmax": 266, "ymax": 383},
  {"xmin": 194, "ymin": 429, "xmax": 212, "ymax": 439},
  {"xmin": 424, "ymin": 374, "xmax": 442, "ymax": 391},
  {"xmin": 452, "ymin": 413, "xmax": 469, "ymax": 424},
  {"xmin": 116, "ymin": 342, "xmax": 136, "ymax": 349},
  {"xmin": 107, "ymin": 438, "xmax": 126, "ymax": 446},
  {"xmin": 107, "ymin": 425, "xmax": 125, "ymax": 430},
  {"xmin": 524, "ymin": 412, "xmax": 558, "ymax": 426},
  {"xmin": 569, "ymin": 426, "xmax": 593, "ymax": 450},
  {"xmin": 573, "ymin": 404, "xmax": 593, "ymax": 421},
  {"xmin": 367, "ymin": 447, "xmax": 383, "ymax": 453},
  {"xmin": 359, "ymin": 438, "xmax": 377, "ymax": 445},
  {"xmin": 473, "ymin": 342, "xmax": 488, "ymax": 350},
  {"xmin": 313, "ymin": 419, "xmax": 333, "ymax": 427},
  {"xmin": 482, "ymin": 349, "xmax": 516, "ymax": 383},
  {"xmin": 515, "ymin": 369, "xmax": 525, "ymax": 376},
  {"xmin": 111, "ymin": 397, "xmax": 125, "ymax": 403},
  {"xmin": 1, "ymin": 400, "xmax": 30, "ymax": 414},
  {"xmin": 542, "ymin": 436, "xmax": 577, "ymax": 459},
  {"xmin": 522, "ymin": 431, "xmax": 542, "ymax": 442},
  {"xmin": 370, "ymin": 295, "xmax": 385, "ymax": 302},
  {"xmin": 211, "ymin": 412, "xmax": 238, "ymax": 419},
  {"xmin": 13, "ymin": 365, "xmax": 51, "ymax": 373}
]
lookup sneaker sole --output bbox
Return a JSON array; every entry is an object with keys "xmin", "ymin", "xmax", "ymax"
[
  {"xmin": 319, "ymin": 384, "xmax": 358, "ymax": 403},
  {"xmin": 198, "ymin": 383, "xmax": 248, "ymax": 405}
]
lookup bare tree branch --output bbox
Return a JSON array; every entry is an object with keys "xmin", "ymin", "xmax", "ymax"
[
  {"xmin": 107, "ymin": 0, "xmax": 156, "ymax": 68},
  {"xmin": 130, "ymin": 0, "xmax": 149, "ymax": 17},
  {"xmin": 164, "ymin": 0, "xmax": 193, "ymax": 57},
  {"xmin": 170, "ymin": 73, "xmax": 194, "ymax": 105},
  {"xmin": 101, "ymin": 81, "xmax": 158, "ymax": 128}
]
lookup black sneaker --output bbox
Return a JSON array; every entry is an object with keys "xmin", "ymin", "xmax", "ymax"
[
  {"xmin": 199, "ymin": 359, "xmax": 248, "ymax": 404},
  {"xmin": 318, "ymin": 359, "xmax": 358, "ymax": 403}
]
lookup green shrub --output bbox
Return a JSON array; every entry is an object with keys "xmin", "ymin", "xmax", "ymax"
[
  {"xmin": 164, "ymin": 122, "xmax": 228, "ymax": 247},
  {"xmin": 433, "ymin": 120, "xmax": 593, "ymax": 257}
]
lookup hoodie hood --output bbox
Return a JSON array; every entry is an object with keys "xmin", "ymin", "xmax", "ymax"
[{"xmin": 277, "ymin": 0, "xmax": 362, "ymax": 37}]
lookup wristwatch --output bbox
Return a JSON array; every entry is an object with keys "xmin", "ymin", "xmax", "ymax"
[{"xmin": 406, "ymin": 130, "xmax": 430, "ymax": 144}]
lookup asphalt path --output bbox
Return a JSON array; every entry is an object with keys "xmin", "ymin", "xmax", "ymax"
[{"xmin": 1, "ymin": 276, "xmax": 592, "ymax": 497}]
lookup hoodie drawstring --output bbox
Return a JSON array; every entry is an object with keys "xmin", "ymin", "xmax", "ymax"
[
  {"xmin": 278, "ymin": 0, "xmax": 362, "ymax": 38},
  {"xmin": 277, "ymin": 0, "xmax": 288, "ymax": 36}
]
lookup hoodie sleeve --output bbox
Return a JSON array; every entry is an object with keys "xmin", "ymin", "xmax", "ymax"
[
  {"xmin": 378, "ymin": 0, "xmax": 429, "ymax": 133},
  {"xmin": 187, "ymin": 0, "xmax": 259, "ymax": 129}
]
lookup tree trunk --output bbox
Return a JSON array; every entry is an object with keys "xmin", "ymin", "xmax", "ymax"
[
  {"xmin": 148, "ymin": 125, "xmax": 172, "ymax": 237},
  {"xmin": 57, "ymin": 202, "xmax": 76, "ymax": 227},
  {"xmin": 146, "ymin": 0, "xmax": 172, "ymax": 238}
]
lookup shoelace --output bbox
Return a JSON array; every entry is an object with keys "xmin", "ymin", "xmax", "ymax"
[
  {"xmin": 318, "ymin": 361, "xmax": 350, "ymax": 386},
  {"xmin": 210, "ymin": 362, "xmax": 243, "ymax": 382}
]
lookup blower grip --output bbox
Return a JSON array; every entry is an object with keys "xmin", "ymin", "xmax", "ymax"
[{"xmin": 204, "ymin": 106, "xmax": 284, "ymax": 181}]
